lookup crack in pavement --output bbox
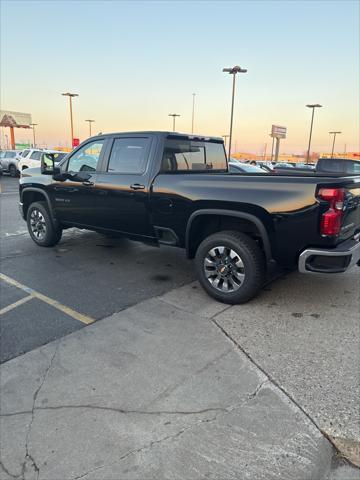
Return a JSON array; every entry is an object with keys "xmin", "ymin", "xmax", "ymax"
[
  {"xmin": 0, "ymin": 460, "xmax": 22, "ymax": 479},
  {"xmin": 20, "ymin": 343, "xmax": 59, "ymax": 480},
  {"xmin": 71, "ymin": 384, "xmax": 272, "ymax": 480},
  {"xmin": 71, "ymin": 412, "xmax": 221, "ymax": 480}
]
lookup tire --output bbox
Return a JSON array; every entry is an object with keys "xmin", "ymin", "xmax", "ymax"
[
  {"xmin": 195, "ymin": 230, "xmax": 266, "ymax": 304},
  {"xmin": 26, "ymin": 201, "xmax": 62, "ymax": 247},
  {"xmin": 9, "ymin": 164, "xmax": 17, "ymax": 177}
]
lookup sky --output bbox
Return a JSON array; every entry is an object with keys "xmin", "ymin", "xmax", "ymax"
[{"xmin": 1, "ymin": 0, "xmax": 359, "ymax": 154}]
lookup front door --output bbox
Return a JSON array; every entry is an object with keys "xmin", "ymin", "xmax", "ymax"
[
  {"xmin": 94, "ymin": 136, "xmax": 155, "ymax": 238},
  {"xmin": 50, "ymin": 139, "xmax": 107, "ymax": 227}
]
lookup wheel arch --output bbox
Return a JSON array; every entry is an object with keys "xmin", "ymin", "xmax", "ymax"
[
  {"xmin": 21, "ymin": 188, "xmax": 55, "ymax": 223},
  {"xmin": 185, "ymin": 209, "xmax": 273, "ymax": 263}
]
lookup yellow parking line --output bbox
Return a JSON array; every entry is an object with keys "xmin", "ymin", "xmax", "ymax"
[
  {"xmin": 0, "ymin": 273, "xmax": 95, "ymax": 324},
  {"xmin": 0, "ymin": 295, "xmax": 34, "ymax": 315}
]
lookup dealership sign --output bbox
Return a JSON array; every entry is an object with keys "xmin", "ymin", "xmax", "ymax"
[
  {"xmin": 0, "ymin": 110, "xmax": 32, "ymax": 128},
  {"xmin": 271, "ymin": 125, "xmax": 287, "ymax": 139}
]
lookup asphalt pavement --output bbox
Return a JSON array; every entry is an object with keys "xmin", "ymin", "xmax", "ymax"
[{"xmin": 0, "ymin": 175, "xmax": 194, "ymax": 363}]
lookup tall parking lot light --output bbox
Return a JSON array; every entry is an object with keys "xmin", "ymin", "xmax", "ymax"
[
  {"xmin": 30, "ymin": 123, "xmax": 38, "ymax": 148},
  {"xmin": 169, "ymin": 113, "xmax": 180, "ymax": 132},
  {"xmin": 306, "ymin": 104, "xmax": 322, "ymax": 163},
  {"xmin": 62, "ymin": 92, "xmax": 79, "ymax": 147},
  {"xmin": 329, "ymin": 131, "xmax": 341, "ymax": 157},
  {"xmin": 85, "ymin": 119, "xmax": 95, "ymax": 137},
  {"xmin": 223, "ymin": 66, "xmax": 247, "ymax": 159}
]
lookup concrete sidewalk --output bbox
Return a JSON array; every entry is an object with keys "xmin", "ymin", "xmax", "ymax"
[{"xmin": 0, "ymin": 285, "xmax": 354, "ymax": 479}]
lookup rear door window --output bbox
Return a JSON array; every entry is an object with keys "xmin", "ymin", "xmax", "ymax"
[{"xmin": 107, "ymin": 138, "xmax": 150, "ymax": 174}]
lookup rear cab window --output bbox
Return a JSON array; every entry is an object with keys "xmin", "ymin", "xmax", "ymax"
[{"xmin": 162, "ymin": 137, "xmax": 227, "ymax": 172}]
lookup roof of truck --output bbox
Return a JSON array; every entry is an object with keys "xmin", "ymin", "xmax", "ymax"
[{"xmin": 87, "ymin": 131, "xmax": 223, "ymax": 141}]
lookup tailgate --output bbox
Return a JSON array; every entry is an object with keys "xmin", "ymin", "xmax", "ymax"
[{"xmin": 338, "ymin": 178, "xmax": 360, "ymax": 241}]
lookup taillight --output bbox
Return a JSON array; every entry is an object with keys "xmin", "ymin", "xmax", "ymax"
[{"xmin": 318, "ymin": 188, "xmax": 345, "ymax": 236}]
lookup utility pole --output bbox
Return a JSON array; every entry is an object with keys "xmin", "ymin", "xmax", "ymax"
[
  {"xmin": 85, "ymin": 119, "xmax": 95, "ymax": 137},
  {"xmin": 168, "ymin": 113, "xmax": 180, "ymax": 132},
  {"xmin": 62, "ymin": 92, "xmax": 79, "ymax": 147},
  {"xmin": 306, "ymin": 104, "xmax": 322, "ymax": 163},
  {"xmin": 222, "ymin": 65, "xmax": 247, "ymax": 159},
  {"xmin": 191, "ymin": 93, "xmax": 196, "ymax": 134},
  {"xmin": 329, "ymin": 131, "xmax": 341, "ymax": 158},
  {"xmin": 30, "ymin": 123, "xmax": 38, "ymax": 148},
  {"xmin": 222, "ymin": 135, "xmax": 229, "ymax": 149}
]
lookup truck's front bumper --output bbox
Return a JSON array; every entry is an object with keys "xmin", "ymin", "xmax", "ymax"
[{"xmin": 298, "ymin": 234, "xmax": 360, "ymax": 274}]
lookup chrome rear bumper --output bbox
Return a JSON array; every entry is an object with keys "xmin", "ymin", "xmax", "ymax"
[{"xmin": 299, "ymin": 234, "xmax": 360, "ymax": 274}]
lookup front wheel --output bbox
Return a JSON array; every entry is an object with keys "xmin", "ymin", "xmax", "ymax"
[
  {"xmin": 26, "ymin": 201, "xmax": 62, "ymax": 247},
  {"xmin": 195, "ymin": 230, "xmax": 266, "ymax": 304},
  {"xmin": 9, "ymin": 164, "xmax": 18, "ymax": 177}
]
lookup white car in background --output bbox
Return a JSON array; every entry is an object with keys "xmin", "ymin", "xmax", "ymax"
[{"xmin": 18, "ymin": 149, "xmax": 67, "ymax": 171}]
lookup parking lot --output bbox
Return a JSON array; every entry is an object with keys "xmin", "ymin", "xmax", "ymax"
[{"xmin": 0, "ymin": 175, "xmax": 195, "ymax": 363}]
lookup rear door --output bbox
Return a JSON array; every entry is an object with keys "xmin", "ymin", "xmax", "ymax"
[
  {"xmin": 50, "ymin": 139, "xmax": 107, "ymax": 226},
  {"xmin": 94, "ymin": 135, "xmax": 155, "ymax": 237}
]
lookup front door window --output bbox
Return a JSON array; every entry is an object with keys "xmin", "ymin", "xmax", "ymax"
[{"xmin": 67, "ymin": 141, "xmax": 104, "ymax": 173}]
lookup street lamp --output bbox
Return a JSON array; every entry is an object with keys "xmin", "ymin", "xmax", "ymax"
[
  {"xmin": 30, "ymin": 123, "xmax": 38, "ymax": 148},
  {"xmin": 62, "ymin": 92, "xmax": 79, "ymax": 147},
  {"xmin": 169, "ymin": 113, "xmax": 180, "ymax": 132},
  {"xmin": 306, "ymin": 104, "xmax": 322, "ymax": 163},
  {"xmin": 191, "ymin": 93, "xmax": 196, "ymax": 134},
  {"xmin": 85, "ymin": 119, "xmax": 95, "ymax": 137},
  {"xmin": 329, "ymin": 131, "xmax": 341, "ymax": 158},
  {"xmin": 223, "ymin": 65, "xmax": 247, "ymax": 159}
]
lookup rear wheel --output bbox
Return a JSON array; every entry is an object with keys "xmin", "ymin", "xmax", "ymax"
[
  {"xmin": 195, "ymin": 230, "xmax": 265, "ymax": 304},
  {"xmin": 9, "ymin": 164, "xmax": 18, "ymax": 177},
  {"xmin": 26, "ymin": 201, "xmax": 62, "ymax": 247}
]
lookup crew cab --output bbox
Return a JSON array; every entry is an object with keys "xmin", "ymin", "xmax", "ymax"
[{"xmin": 18, "ymin": 132, "xmax": 360, "ymax": 303}]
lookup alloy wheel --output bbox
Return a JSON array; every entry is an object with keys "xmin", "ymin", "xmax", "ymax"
[
  {"xmin": 30, "ymin": 209, "xmax": 47, "ymax": 240},
  {"xmin": 203, "ymin": 246, "xmax": 245, "ymax": 292}
]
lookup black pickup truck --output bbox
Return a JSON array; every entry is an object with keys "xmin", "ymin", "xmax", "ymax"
[{"xmin": 19, "ymin": 131, "xmax": 360, "ymax": 303}]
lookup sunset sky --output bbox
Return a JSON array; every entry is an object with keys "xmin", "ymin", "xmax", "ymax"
[{"xmin": 1, "ymin": 0, "xmax": 359, "ymax": 154}]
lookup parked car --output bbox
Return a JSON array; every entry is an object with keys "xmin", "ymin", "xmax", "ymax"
[
  {"xmin": 247, "ymin": 160, "xmax": 273, "ymax": 172},
  {"xmin": 229, "ymin": 161, "xmax": 266, "ymax": 174},
  {"xmin": 18, "ymin": 149, "xmax": 67, "ymax": 172},
  {"xmin": 0, "ymin": 150, "xmax": 22, "ymax": 176},
  {"xmin": 19, "ymin": 131, "xmax": 360, "ymax": 304},
  {"xmin": 316, "ymin": 158, "xmax": 360, "ymax": 175}
]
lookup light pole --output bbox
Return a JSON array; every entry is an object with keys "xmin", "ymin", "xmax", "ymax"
[
  {"xmin": 191, "ymin": 93, "xmax": 196, "ymax": 133},
  {"xmin": 306, "ymin": 103, "xmax": 322, "ymax": 163},
  {"xmin": 30, "ymin": 123, "xmax": 38, "ymax": 147},
  {"xmin": 62, "ymin": 92, "xmax": 79, "ymax": 147},
  {"xmin": 223, "ymin": 65, "xmax": 247, "ymax": 159},
  {"xmin": 329, "ymin": 131, "xmax": 341, "ymax": 158},
  {"xmin": 222, "ymin": 135, "xmax": 229, "ymax": 149},
  {"xmin": 169, "ymin": 113, "xmax": 180, "ymax": 132},
  {"xmin": 85, "ymin": 119, "xmax": 95, "ymax": 137}
]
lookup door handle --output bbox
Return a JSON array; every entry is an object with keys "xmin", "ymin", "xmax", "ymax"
[
  {"xmin": 82, "ymin": 180, "xmax": 94, "ymax": 186},
  {"xmin": 130, "ymin": 183, "xmax": 145, "ymax": 190}
]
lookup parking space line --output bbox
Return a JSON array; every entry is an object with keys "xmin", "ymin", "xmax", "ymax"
[
  {"xmin": 0, "ymin": 273, "xmax": 95, "ymax": 325},
  {"xmin": 0, "ymin": 295, "xmax": 34, "ymax": 315}
]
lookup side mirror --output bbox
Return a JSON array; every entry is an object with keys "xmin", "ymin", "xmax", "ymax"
[{"xmin": 41, "ymin": 153, "xmax": 56, "ymax": 175}]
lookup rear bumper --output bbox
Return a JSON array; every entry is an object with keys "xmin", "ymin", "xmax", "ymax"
[{"xmin": 299, "ymin": 234, "xmax": 360, "ymax": 274}]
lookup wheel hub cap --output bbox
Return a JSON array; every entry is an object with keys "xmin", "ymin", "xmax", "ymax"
[{"xmin": 204, "ymin": 246, "xmax": 245, "ymax": 292}]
